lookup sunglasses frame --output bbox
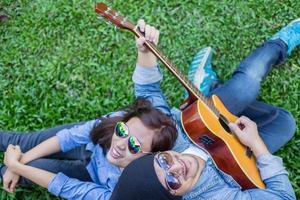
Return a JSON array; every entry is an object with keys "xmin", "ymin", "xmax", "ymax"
[
  {"xmin": 155, "ymin": 152, "xmax": 182, "ymax": 192},
  {"xmin": 114, "ymin": 121, "xmax": 144, "ymax": 154}
]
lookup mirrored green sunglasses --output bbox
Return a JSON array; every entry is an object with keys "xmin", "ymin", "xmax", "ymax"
[{"xmin": 114, "ymin": 122, "xmax": 143, "ymax": 154}]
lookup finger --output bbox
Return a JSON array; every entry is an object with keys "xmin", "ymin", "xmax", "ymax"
[
  {"xmin": 137, "ymin": 19, "xmax": 145, "ymax": 32},
  {"xmin": 149, "ymin": 26, "xmax": 156, "ymax": 42},
  {"xmin": 145, "ymin": 25, "xmax": 151, "ymax": 40},
  {"xmin": 9, "ymin": 179, "xmax": 18, "ymax": 192},
  {"xmin": 228, "ymin": 122, "xmax": 243, "ymax": 137},
  {"xmin": 15, "ymin": 145, "xmax": 21, "ymax": 152},
  {"xmin": 17, "ymin": 146, "xmax": 22, "ymax": 154},
  {"xmin": 238, "ymin": 116, "xmax": 251, "ymax": 124},
  {"xmin": 5, "ymin": 145, "xmax": 13, "ymax": 154},
  {"xmin": 153, "ymin": 30, "xmax": 160, "ymax": 45},
  {"xmin": 228, "ymin": 122, "xmax": 238, "ymax": 132},
  {"xmin": 136, "ymin": 37, "xmax": 146, "ymax": 48},
  {"xmin": 234, "ymin": 118, "xmax": 246, "ymax": 128},
  {"xmin": 237, "ymin": 116, "xmax": 255, "ymax": 130},
  {"xmin": 7, "ymin": 144, "xmax": 14, "ymax": 150},
  {"xmin": 3, "ymin": 179, "xmax": 11, "ymax": 192}
]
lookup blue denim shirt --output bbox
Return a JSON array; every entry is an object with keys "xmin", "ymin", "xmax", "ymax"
[
  {"xmin": 47, "ymin": 65, "xmax": 295, "ymax": 200},
  {"xmin": 132, "ymin": 65, "xmax": 296, "ymax": 200},
  {"xmin": 48, "ymin": 112, "xmax": 124, "ymax": 200},
  {"xmin": 47, "ymin": 65, "xmax": 182, "ymax": 200}
]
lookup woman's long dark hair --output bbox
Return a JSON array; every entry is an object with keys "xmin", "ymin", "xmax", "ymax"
[{"xmin": 90, "ymin": 98, "xmax": 177, "ymax": 152}]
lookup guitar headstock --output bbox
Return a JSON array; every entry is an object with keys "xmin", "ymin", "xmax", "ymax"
[{"xmin": 95, "ymin": 2, "xmax": 135, "ymax": 31}]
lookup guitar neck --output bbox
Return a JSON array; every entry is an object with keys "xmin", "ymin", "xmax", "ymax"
[
  {"xmin": 94, "ymin": 2, "xmax": 219, "ymax": 116},
  {"xmin": 131, "ymin": 28, "xmax": 217, "ymax": 112}
]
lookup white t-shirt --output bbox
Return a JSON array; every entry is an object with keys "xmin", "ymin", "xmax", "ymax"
[{"xmin": 182, "ymin": 145, "xmax": 209, "ymax": 161}]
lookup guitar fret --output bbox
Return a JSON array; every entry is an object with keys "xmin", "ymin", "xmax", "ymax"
[
  {"xmin": 95, "ymin": 4, "xmax": 265, "ymax": 189},
  {"xmin": 133, "ymin": 30, "xmax": 220, "ymax": 117}
]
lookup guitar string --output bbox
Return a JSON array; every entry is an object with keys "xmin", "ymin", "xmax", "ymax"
[{"xmin": 96, "ymin": 7, "xmax": 227, "ymax": 125}]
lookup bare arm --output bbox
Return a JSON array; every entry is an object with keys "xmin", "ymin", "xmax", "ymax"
[
  {"xmin": 20, "ymin": 119, "xmax": 97, "ymax": 165},
  {"xmin": 20, "ymin": 136, "xmax": 61, "ymax": 164},
  {"xmin": 10, "ymin": 162, "xmax": 55, "ymax": 188},
  {"xmin": 4, "ymin": 145, "xmax": 55, "ymax": 188},
  {"xmin": 4, "ymin": 120, "xmax": 96, "ymax": 192},
  {"xmin": 3, "ymin": 136, "xmax": 61, "ymax": 192},
  {"xmin": 5, "ymin": 145, "xmax": 113, "ymax": 200}
]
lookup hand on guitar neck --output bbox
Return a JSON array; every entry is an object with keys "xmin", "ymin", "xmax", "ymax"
[
  {"xmin": 229, "ymin": 116, "xmax": 270, "ymax": 158},
  {"xmin": 136, "ymin": 19, "xmax": 159, "ymax": 67}
]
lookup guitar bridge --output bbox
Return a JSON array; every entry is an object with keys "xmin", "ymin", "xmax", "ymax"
[{"xmin": 200, "ymin": 135, "xmax": 215, "ymax": 146}]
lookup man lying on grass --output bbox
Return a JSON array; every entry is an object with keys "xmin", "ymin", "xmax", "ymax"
[{"xmin": 110, "ymin": 18, "xmax": 300, "ymax": 200}]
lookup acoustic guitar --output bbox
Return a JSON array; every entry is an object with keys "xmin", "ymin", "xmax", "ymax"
[{"xmin": 95, "ymin": 2, "xmax": 265, "ymax": 190}]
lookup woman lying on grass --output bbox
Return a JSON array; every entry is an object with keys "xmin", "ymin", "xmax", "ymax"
[{"xmin": 0, "ymin": 19, "xmax": 178, "ymax": 199}]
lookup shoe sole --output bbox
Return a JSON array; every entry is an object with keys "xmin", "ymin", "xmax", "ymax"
[
  {"xmin": 290, "ymin": 18, "xmax": 300, "ymax": 24},
  {"xmin": 193, "ymin": 47, "xmax": 212, "ymax": 88}
]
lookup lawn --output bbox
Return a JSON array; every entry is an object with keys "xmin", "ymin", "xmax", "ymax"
[{"xmin": 0, "ymin": 0, "xmax": 299, "ymax": 199}]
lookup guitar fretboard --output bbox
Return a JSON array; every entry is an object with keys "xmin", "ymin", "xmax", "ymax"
[{"xmin": 133, "ymin": 28, "xmax": 220, "ymax": 117}]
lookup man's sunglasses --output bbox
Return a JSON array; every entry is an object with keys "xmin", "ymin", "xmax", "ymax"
[
  {"xmin": 155, "ymin": 152, "xmax": 182, "ymax": 192},
  {"xmin": 114, "ymin": 121, "xmax": 144, "ymax": 154}
]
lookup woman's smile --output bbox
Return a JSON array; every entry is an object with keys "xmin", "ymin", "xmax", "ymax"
[{"xmin": 110, "ymin": 147, "xmax": 123, "ymax": 159}]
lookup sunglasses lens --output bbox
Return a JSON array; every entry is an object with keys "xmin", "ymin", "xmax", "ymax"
[
  {"xmin": 158, "ymin": 153, "xmax": 172, "ymax": 169},
  {"xmin": 128, "ymin": 136, "xmax": 142, "ymax": 154},
  {"xmin": 166, "ymin": 173, "xmax": 181, "ymax": 190},
  {"xmin": 115, "ymin": 122, "xmax": 128, "ymax": 137},
  {"xmin": 115, "ymin": 122, "xmax": 143, "ymax": 154},
  {"xmin": 157, "ymin": 153, "xmax": 182, "ymax": 191}
]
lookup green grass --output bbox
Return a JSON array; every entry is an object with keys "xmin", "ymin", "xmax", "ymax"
[{"xmin": 0, "ymin": 0, "xmax": 299, "ymax": 199}]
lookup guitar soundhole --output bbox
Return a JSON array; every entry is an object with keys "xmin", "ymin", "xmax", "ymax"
[
  {"xmin": 218, "ymin": 114, "xmax": 232, "ymax": 134},
  {"xmin": 200, "ymin": 135, "xmax": 215, "ymax": 146}
]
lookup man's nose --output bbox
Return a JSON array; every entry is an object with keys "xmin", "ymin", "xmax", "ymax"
[{"xmin": 168, "ymin": 160, "xmax": 183, "ymax": 174}]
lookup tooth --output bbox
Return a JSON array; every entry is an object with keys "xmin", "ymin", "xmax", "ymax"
[{"xmin": 113, "ymin": 148, "xmax": 120, "ymax": 157}]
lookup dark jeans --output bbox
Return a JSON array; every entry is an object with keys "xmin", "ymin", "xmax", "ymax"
[
  {"xmin": 0, "ymin": 122, "xmax": 93, "ymax": 186},
  {"xmin": 211, "ymin": 39, "xmax": 296, "ymax": 153},
  {"xmin": 0, "ymin": 39, "xmax": 296, "ymax": 187}
]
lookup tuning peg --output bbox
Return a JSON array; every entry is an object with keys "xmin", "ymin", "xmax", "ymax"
[
  {"xmin": 112, "ymin": 11, "xmax": 121, "ymax": 20},
  {"xmin": 104, "ymin": 7, "xmax": 112, "ymax": 14},
  {"xmin": 121, "ymin": 17, "xmax": 127, "ymax": 25}
]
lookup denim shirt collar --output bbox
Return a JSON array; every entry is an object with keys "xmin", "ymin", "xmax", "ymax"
[
  {"xmin": 87, "ymin": 144, "xmax": 121, "ymax": 190},
  {"xmin": 183, "ymin": 159, "xmax": 220, "ymax": 200},
  {"xmin": 183, "ymin": 158, "xmax": 242, "ymax": 200}
]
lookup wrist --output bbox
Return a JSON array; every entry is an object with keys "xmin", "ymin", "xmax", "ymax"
[
  {"xmin": 8, "ymin": 160, "xmax": 22, "ymax": 172},
  {"xmin": 20, "ymin": 153, "xmax": 29, "ymax": 164},
  {"xmin": 250, "ymin": 138, "xmax": 269, "ymax": 157},
  {"xmin": 138, "ymin": 50, "xmax": 153, "ymax": 55},
  {"xmin": 137, "ymin": 51, "xmax": 157, "ymax": 67}
]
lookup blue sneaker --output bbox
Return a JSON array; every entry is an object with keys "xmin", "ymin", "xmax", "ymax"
[
  {"xmin": 270, "ymin": 18, "xmax": 300, "ymax": 55},
  {"xmin": 184, "ymin": 47, "xmax": 218, "ymax": 97}
]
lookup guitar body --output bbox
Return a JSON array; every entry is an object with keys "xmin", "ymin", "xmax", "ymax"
[
  {"xmin": 181, "ymin": 95, "xmax": 265, "ymax": 189},
  {"xmin": 95, "ymin": 2, "xmax": 265, "ymax": 190}
]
